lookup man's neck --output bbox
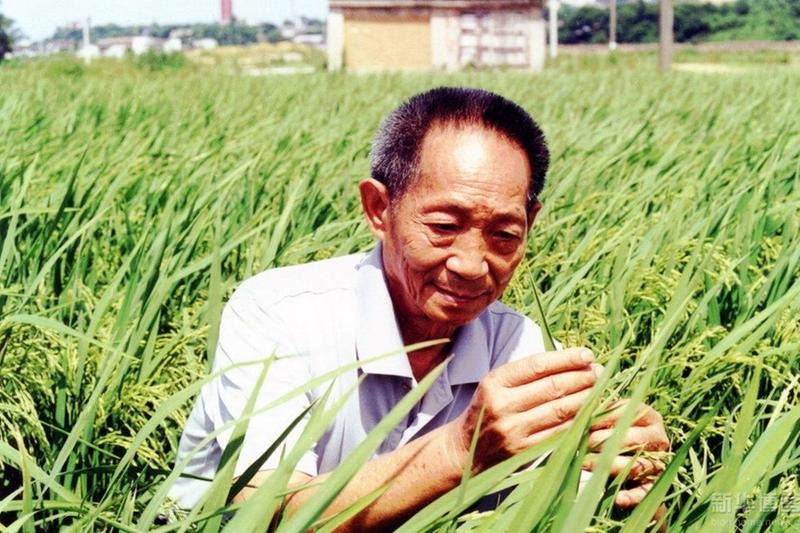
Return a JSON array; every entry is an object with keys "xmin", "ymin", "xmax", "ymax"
[
  {"xmin": 381, "ymin": 260, "xmax": 457, "ymax": 382},
  {"xmin": 396, "ymin": 315, "xmax": 457, "ymax": 383},
  {"xmin": 407, "ymin": 344, "xmax": 449, "ymax": 383}
]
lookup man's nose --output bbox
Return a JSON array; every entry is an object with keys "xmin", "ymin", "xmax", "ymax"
[{"xmin": 445, "ymin": 235, "xmax": 489, "ymax": 280}]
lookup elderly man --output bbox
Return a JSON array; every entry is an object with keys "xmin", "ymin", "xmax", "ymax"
[{"xmin": 170, "ymin": 87, "xmax": 668, "ymax": 528}]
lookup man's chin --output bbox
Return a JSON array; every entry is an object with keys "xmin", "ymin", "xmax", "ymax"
[{"xmin": 427, "ymin": 301, "xmax": 487, "ymax": 327}]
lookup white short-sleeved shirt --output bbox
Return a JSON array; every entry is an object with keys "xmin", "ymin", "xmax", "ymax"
[{"xmin": 169, "ymin": 244, "xmax": 547, "ymax": 508}]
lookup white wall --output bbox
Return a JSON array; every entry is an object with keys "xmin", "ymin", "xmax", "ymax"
[
  {"xmin": 528, "ymin": 9, "xmax": 546, "ymax": 71},
  {"xmin": 327, "ymin": 10, "xmax": 345, "ymax": 71},
  {"xmin": 430, "ymin": 10, "xmax": 448, "ymax": 70}
]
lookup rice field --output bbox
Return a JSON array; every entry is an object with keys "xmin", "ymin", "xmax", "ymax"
[{"xmin": 0, "ymin": 53, "xmax": 798, "ymax": 531}]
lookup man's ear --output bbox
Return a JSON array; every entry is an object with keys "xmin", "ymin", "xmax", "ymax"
[
  {"xmin": 359, "ymin": 178, "xmax": 391, "ymax": 240},
  {"xmin": 527, "ymin": 199, "xmax": 543, "ymax": 227}
]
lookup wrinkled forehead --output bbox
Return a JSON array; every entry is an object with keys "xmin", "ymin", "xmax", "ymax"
[
  {"xmin": 409, "ymin": 121, "xmax": 531, "ymax": 190},
  {"xmin": 392, "ymin": 123, "xmax": 530, "ymax": 215}
]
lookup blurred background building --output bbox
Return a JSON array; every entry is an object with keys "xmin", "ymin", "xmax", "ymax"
[
  {"xmin": 221, "ymin": 0, "xmax": 234, "ymax": 24},
  {"xmin": 327, "ymin": 0, "xmax": 546, "ymax": 72}
]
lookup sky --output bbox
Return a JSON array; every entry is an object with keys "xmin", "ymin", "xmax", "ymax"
[{"xmin": 3, "ymin": 0, "xmax": 329, "ymax": 42}]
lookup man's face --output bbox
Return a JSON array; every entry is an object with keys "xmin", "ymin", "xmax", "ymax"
[{"xmin": 379, "ymin": 124, "xmax": 534, "ymax": 332}]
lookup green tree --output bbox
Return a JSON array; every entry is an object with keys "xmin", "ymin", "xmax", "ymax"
[
  {"xmin": 558, "ymin": 0, "xmax": 800, "ymax": 45},
  {"xmin": 674, "ymin": 4, "xmax": 714, "ymax": 42},
  {"xmin": 558, "ymin": 5, "xmax": 608, "ymax": 44},
  {"xmin": 616, "ymin": 1, "xmax": 659, "ymax": 43},
  {"xmin": 260, "ymin": 22, "xmax": 284, "ymax": 43},
  {"xmin": 0, "ymin": 11, "xmax": 14, "ymax": 60}
]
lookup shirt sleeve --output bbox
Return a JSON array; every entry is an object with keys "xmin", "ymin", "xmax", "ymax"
[{"xmin": 203, "ymin": 286, "xmax": 320, "ymax": 478}]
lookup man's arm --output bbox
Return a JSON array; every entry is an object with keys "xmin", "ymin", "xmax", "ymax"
[
  {"xmin": 235, "ymin": 423, "xmax": 464, "ymax": 530},
  {"xmin": 234, "ymin": 348, "xmax": 603, "ymax": 531}
]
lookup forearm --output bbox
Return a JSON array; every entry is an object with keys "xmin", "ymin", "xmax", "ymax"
[{"xmin": 285, "ymin": 423, "xmax": 464, "ymax": 531}]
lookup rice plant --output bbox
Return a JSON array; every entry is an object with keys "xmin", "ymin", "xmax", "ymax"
[{"xmin": 0, "ymin": 53, "xmax": 798, "ymax": 531}]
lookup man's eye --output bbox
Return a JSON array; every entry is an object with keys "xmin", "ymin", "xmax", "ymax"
[
  {"xmin": 496, "ymin": 231, "xmax": 520, "ymax": 241},
  {"xmin": 431, "ymin": 223, "xmax": 458, "ymax": 233}
]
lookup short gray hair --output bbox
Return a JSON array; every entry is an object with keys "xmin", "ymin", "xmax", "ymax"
[{"xmin": 370, "ymin": 87, "xmax": 549, "ymax": 211}]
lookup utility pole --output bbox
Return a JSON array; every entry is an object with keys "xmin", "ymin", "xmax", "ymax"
[
  {"xmin": 609, "ymin": 0, "xmax": 617, "ymax": 50},
  {"xmin": 659, "ymin": 0, "xmax": 673, "ymax": 72},
  {"xmin": 548, "ymin": 0, "xmax": 559, "ymax": 59},
  {"xmin": 82, "ymin": 16, "xmax": 91, "ymax": 64}
]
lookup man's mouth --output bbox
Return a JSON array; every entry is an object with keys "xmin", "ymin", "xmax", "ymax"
[{"xmin": 433, "ymin": 284, "xmax": 487, "ymax": 304}]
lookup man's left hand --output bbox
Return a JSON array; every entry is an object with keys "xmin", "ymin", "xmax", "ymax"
[{"xmin": 583, "ymin": 400, "xmax": 670, "ymax": 508}]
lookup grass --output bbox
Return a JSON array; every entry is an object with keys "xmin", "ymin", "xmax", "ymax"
[
  {"xmin": 186, "ymin": 42, "xmax": 327, "ymax": 72},
  {"xmin": 0, "ymin": 52, "xmax": 798, "ymax": 531}
]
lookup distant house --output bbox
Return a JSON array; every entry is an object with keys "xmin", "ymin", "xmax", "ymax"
[
  {"xmin": 163, "ymin": 37, "xmax": 183, "ymax": 53},
  {"xmin": 293, "ymin": 33, "xmax": 325, "ymax": 47},
  {"xmin": 132, "ymin": 36, "xmax": 160, "ymax": 55},
  {"xmin": 93, "ymin": 36, "xmax": 165, "ymax": 57},
  {"xmin": 327, "ymin": 0, "xmax": 546, "ymax": 72},
  {"xmin": 77, "ymin": 44, "xmax": 101, "ymax": 61},
  {"xmin": 194, "ymin": 38, "xmax": 219, "ymax": 50},
  {"xmin": 104, "ymin": 43, "xmax": 128, "ymax": 58},
  {"xmin": 97, "ymin": 37, "xmax": 136, "ymax": 56},
  {"xmin": 44, "ymin": 39, "xmax": 78, "ymax": 55}
]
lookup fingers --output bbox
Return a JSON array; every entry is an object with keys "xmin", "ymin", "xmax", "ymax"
[
  {"xmin": 496, "ymin": 347, "xmax": 595, "ymax": 387},
  {"xmin": 617, "ymin": 483, "xmax": 668, "ymax": 532},
  {"xmin": 522, "ymin": 418, "xmax": 573, "ymax": 447},
  {"xmin": 653, "ymin": 504, "xmax": 668, "ymax": 531},
  {"xmin": 514, "ymin": 388, "xmax": 594, "ymax": 434},
  {"xmin": 582, "ymin": 454, "xmax": 665, "ymax": 481},
  {"xmin": 615, "ymin": 481, "xmax": 654, "ymax": 508},
  {"xmin": 589, "ymin": 401, "xmax": 669, "ymax": 453},
  {"xmin": 509, "ymin": 364, "xmax": 603, "ymax": 412},
  {"xmin": 583, "ymin": 403, "xmax": 669, "ymax": 513},
  {"xmin": 588, "ymin": 425, "xmax": 670, "ymax": 452},
  {"xmin": 591, "ymin": 400, "xmax": 662, "ymax": 430},
  {"xmin": 581, "ymin": 454, "xmax": 666, "ymax": 513}
]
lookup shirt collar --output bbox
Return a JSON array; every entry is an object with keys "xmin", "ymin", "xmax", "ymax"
[
  {"xmin": 355, "ymin": 243, "xmax": 493, "ymax": 384},
  {"xmin": 355, "ymin": 243, "xmax": 414, "ymax": 378},
  {"xmin": 446, "ymin": 318, "xmax": 492, "ymax": 385}
]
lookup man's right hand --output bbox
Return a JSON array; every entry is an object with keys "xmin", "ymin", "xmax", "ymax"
[{"xmin": 445, "ymin": 347, "xmax": 601, "ymax": 473}]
